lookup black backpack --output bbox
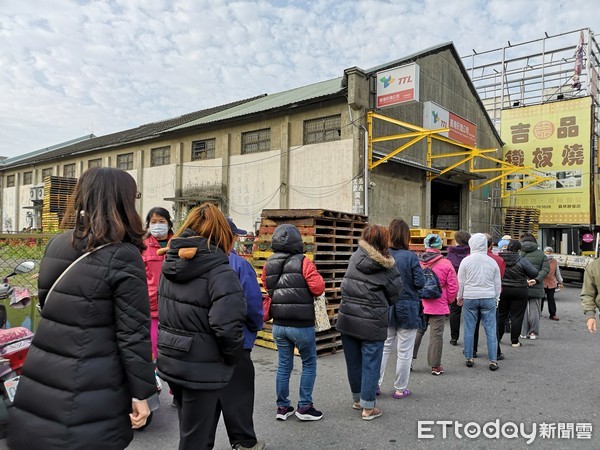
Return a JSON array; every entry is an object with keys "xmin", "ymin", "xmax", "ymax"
[{"xmin": 418, "ymin": 259, "xmax": 442, "ymax": 299}]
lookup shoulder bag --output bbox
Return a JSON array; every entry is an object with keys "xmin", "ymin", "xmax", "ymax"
[
  {"xmin": 314, "ymin": 293, "xmax": 331, "ymax": 332},
  {"xmin": 43, "ymin": 243, "xmax": 112, "ymax": 308}
]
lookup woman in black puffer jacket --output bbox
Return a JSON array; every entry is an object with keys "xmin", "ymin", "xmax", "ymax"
[
  {"xmin": 498, "ymin": 240, "xmax": 539, "ymax": 355},
  {"xmin": 9, "ymin": 168, "xmax": 158, "ymax": 450},
  {"xmin": 338, "ymin": 225, "xmax": 403, "ymax": 421},
  {"xmin": 157, "ymin": 203, "xmax": 246, "ymax": 450}
]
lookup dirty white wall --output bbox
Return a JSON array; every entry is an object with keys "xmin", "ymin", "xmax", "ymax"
[
  {"xmin": 228, "ymin": 150, "xmax": 281, "ymax": 233},
  {"xmin": 2, "ymin": 188, "xmax": 16, "ymax": 232},
  {"xmin": 140, "ymin": 166, "xmax": 176, "ymax": 219},
  {"xmin": 181, "ymin": 159, "xmax": 223, "ymax": 190},
  {"xmin": 289, "ymin": 139, "xmax": 354, "ymax": 212}
]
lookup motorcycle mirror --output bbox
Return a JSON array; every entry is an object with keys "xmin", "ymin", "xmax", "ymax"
[{"xmin": 11, "ymin": 261, "xmax": 35, "ymax": 276}]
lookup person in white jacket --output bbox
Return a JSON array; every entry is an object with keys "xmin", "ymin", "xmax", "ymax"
[{"xmin": 457, "ymin": 233, "xmax": 502, "ymax": 371}]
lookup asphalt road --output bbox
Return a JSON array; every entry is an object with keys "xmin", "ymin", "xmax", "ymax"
[
  {"xmin": 126, "ymin": 282, "xmax": 600, "ymax": 450},
  {"xmin": 2, "ymin": 283, "xmax": 598, "ymax": 449}
]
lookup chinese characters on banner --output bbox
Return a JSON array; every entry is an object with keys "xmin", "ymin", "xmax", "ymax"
[
  {"xmin": 423, "ymin": 101, "xmax": 477, "ymax": 146},
  {"xmin": 376, "ymin": 63, "xmax": 420, "ymax": 108},
  {"xmin": 501, "ymin": 97, "xmax": 592, "ymax": 224}
]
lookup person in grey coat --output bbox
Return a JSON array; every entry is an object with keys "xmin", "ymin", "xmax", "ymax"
[
  {"xmin": 519, "ymin": 233, "xmax": 550, "ymax": 340},
  {"xmin": 498, "ymin": 240, "xmax": 539, "ymax": 355}
]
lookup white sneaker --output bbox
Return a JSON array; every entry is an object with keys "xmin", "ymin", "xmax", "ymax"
[
  {"xmin": 529, "ymin": 333, "xmax": 537, "ymax": 340},
  {"xmin": 519, "ymin": 335, "xmax": 528, "ymax": 339}
]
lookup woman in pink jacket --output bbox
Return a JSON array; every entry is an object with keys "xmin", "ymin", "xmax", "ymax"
[
  {"xmin": 412, "ymin": 234, "xmax": 459, "ymax": 375},
  {"xmin": 141, "ymin": 206, "xmax": 173, "ymax": 360}
]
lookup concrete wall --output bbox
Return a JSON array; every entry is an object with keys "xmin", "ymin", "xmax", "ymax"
[
  {"xmin": 139, "ymin": 166, "xmax": 176, "ymax": 220},
  {"xmin": 369, "ymin": 162, "xmax": 424, "ymax": 227},
  {"xmin": 288, "ymin": 139, "xmax": 354, "ymax": 212},
  {"xmin": 228, "ymin": 150, "xmax": 281, "ymax": 233},
  {"xmin": 2, "ymin": 188, "xmax": 17, "ymax": 232},
  {"xmin": 181, "ymin": 159, "xmax": 223, "ymax": 190}
]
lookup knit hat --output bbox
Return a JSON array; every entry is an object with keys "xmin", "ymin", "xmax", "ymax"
[
  {"xmin": 424, "ymin": 233, "xmax": 443, "ymax": 249},
  {"xmin": 497, "ymin": 239, "xmax": 510, "ymax": 251}
]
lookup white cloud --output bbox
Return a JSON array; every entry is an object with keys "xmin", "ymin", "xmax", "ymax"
[{"xmin": 0, "ymin": 0, "xmax": 596, "ymax": 157}]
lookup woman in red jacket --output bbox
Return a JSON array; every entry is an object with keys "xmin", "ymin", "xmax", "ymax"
[{"xmin": 142, "ymin": 206, "xmax": 173, "ymax": 359}]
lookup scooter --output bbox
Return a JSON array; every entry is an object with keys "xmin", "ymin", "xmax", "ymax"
[{"xmin": 0, "ymin": 261, "xmax": 35, "ymax": 438}]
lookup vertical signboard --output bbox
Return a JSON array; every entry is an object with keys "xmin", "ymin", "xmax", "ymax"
[
  {"xmin": 423, "ymin": 101, "xmax": 477, "ymax": 146},
  {"xmin": 376, "ymin": 63, "xmax": 419, "ymax": 108},
  {"xmin": 501, "ymin": 97, "xmax": 592, "ymax": 224}
]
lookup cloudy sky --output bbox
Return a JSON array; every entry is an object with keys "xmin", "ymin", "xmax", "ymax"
[{"xmin": 0, "ymin": 0, "xmax": 597, "ymax": 158}]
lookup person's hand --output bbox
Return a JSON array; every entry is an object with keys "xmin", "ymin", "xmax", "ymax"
[
  {"xmin": 558, "ymin": 283, "xmax": 564, "ymax": 290},
  {"xmin": 587, "ymin": 317, "xmax": 597, "ymax": 334},
  {"xmin": 130, "ymin": 399, "xmax": 151, "ymax": 429},
  {"xmin": 456, "ymin": 298, "xmax": 463, "ymax": 307},
  {"xmin": 527, "ymin": 279, "xmax": 536, "ymax": 287}
]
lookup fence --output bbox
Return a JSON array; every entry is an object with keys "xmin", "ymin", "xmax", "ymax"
[{"xmin": 0, "ymin": 232, "xmax": 55, "ymax": 330}]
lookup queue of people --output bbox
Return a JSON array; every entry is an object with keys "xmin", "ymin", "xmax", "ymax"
[{"xmin": 8, "ymin": 166, "xmax": 568, "ymax": 447}]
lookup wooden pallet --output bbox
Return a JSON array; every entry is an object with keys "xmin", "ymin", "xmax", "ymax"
[
  {"xmin": 42, "ymin": 176, "xmax": 77, "ymax": 231},
  {"xmin": 258, "ymin": 325, "xmax": 343, "ymax": 357},
  {"xmin": 252, "ymin": 209, "xmax": 366, "ymax": 356},
  {"xmin": 503, "ymin": 207, "xmax": 540, "ymax": 238}
]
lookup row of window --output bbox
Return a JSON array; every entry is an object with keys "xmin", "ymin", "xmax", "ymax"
[{"xmin": 5, "ymin": 116, "xmax": 342, "ymax": 187}]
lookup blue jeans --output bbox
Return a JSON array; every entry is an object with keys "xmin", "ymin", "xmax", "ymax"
[
  {"xmin": 272, "ymin": 325, "xmax": 317, "ymax": 409},
  {"xmin": 341, "ymin": 334, "xmax": 384, "ymax": 409},
  {"xmin": 463, "ymin": 298, "xmax": 497, "ymax": 361}
]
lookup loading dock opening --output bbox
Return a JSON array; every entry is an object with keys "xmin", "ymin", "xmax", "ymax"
[{"xmin": 431, "ymin": 180, "xmax": 461, "ymax": 230}]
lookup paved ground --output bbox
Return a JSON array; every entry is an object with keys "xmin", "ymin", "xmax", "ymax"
[
  {"xmin": 2, "ymin": 283, "xmax": 598, "ymax": 449},
  {"xmin": 125, "ymin": 282, "xmax": 600, "ymax": 449}
]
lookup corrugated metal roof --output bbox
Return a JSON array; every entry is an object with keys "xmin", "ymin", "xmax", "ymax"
[
  {"xmin": 0, "ymin": 95, "xmax": 266, "ymax": 169},
  {"xmin": 1, "ymin": 135, "xmax": 95, "ymax": 166},
  {"xmin": 165, "ymin": 77, "xmax": 345, "ymax": 132}
]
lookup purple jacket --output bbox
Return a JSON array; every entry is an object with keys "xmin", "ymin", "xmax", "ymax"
[{"xmin": 446, "ymin": 244, "xmax": 470, "ymax": 273}]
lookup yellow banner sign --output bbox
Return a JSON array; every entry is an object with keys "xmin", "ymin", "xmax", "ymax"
[{"xmin": 501, "ymin": 97, "xmax": 592, "ymax": 224}]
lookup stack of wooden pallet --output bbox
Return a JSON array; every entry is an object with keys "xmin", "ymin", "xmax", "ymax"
[
  {"xmin": 42, "ymin": 176, "xmax": 77, "ymax": 231},
  {"xmin": 503, "ymin": 207, "xmax": 540, "ymax": 239},
  {"xmin": 252, "ymin": 209, "xmax": 367, "ymax": 356}
]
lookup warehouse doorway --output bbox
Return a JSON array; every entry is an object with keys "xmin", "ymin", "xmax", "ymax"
[{"xmin": 431, "ymin": 180, "xmax": 461, "ymax": 230}]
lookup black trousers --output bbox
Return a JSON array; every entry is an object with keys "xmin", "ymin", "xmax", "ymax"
[
  {"xmin": 170, "ymin": 383, "xmax": 222, "ymax": 450},
  {"xmin": 449, "ymin": 300, "xmax": 480, "ymax": 351},
  {"xmin": 542, "ymin": 288, "xmax": 557, "ymax": 317},
  {"xmin": 209, "ymin": 349, "xmax": 257, "ymax": 449},
  {"xmin": 497, "ymin": 286, "xmax": 528, "ymax": 353}
]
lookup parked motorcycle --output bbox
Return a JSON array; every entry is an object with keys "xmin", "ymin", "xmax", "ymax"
[{"xmin": 0, "ymin": 261, "xmax": 35, "ymax": 438}]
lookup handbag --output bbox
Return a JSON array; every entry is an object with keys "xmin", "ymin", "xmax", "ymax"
[
  {"xmin": 314, "ymin": 294, "xmax": 331, "ymax": 332},
  {"xmin": 43, "ymin": 243, "xmax": 112, "ymax": 308},
  {"xmin": 262, "ymin": 294, "xmax": 272, "ymax": 322}
]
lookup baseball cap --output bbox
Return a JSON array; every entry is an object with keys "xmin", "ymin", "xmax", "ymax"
[{"xmin": 227, "ymin": 218, "xmax": 247, "ymax": 235}]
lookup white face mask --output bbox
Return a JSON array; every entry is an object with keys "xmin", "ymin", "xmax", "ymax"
[{"xmin": 149, "ymin": 223, "xmax": 169, "ymax": 238}]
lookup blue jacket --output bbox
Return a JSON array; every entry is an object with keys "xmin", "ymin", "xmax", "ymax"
[
  {"xmin": 229, "ymin": 250, "xmax": 264, "ymax": 349},
  {"xmin": 389, "ymin": 248, "xmax": 426, "ymax": 329}
]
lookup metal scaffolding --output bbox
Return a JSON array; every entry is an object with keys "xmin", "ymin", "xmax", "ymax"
[{"xmin": 461, "ymin": 28, "xmax": 600, "ymax": 230}]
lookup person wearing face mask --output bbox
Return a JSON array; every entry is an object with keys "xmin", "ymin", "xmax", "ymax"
[{"xmin": 142, "ymin": 206, "xmax": 174, "ymax": 359}]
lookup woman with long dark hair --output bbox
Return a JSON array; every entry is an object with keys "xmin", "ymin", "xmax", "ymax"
[
  {"xmin": 9, "ymin": 167, "xmax": 158, "ymax": 449},
  {"xmin": 338, "ymin": 225, "xmax": 403, "ymax": 421},
  {"xmin": 378, "ymin": 218, "xmax": 425, "ymax": 398},
  {"xmin": 157, "ymin": 203, "xmax": 247, "ymax": 449},
  {"xmin": 142, "ymin": 206, "xmax": 174, "ymax": 359}
]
